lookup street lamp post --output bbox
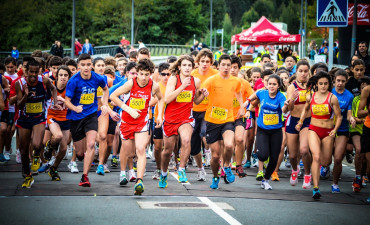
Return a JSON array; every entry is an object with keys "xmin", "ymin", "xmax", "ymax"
[
  {"xmin": 71, "ymin": 0, "xmax": 76, "ymax": 58},
  {"xmin": 131, "ymin": 0, "xmax": 134, "ymax": 46},
  {"xmin": 210, "ymin": 0, "xmax": 213, "ymax": 50}
]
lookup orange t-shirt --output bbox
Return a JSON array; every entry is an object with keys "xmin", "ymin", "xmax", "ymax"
[
  {"xmin": 154, "ymin": 81, "xmax": 167, "ymax": 120},
  {"xmin": 191, "ymin": 68, "xmax": 218, "ymax": 112},
  {"xmin": 202, "ymin": 74, "xmax": 241, "ymax": 124},
  {"xmin": 47, "ymin": 83, "xmax": 68, "ymax": 122},
  {"xmin": 232, "ymin": 78, "xmax": 254, "ymax": 119}
]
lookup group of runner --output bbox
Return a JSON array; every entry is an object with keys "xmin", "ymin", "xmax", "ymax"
[{"xmin": 0, "ymin": 47, "xmax": 369, "ymax": 199}]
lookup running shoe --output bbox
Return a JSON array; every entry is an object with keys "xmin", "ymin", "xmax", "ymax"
[
  {"xmin": 204, "ymin": 150, "xmax": 211, "ymax": 167},
  {"xmin": 0, "ymin": 154, "xmax": 8, "ymax": 165},
  {"xmin": 243, "ymin": 160, "xmax": 251, "ymax": 168},
  {"xmin": 134, "ymin": 180, "xmax": 144, "ymax": 195},
  {"xmin": 220, "ymin": 167, "xmax": 225, "ymax": 178},
  {"xmin": 68, "ymin": 161, "xmax": 79, "ymax": 173},
  {"xmin": 197, "ymin": 169, "xmax": 207, "ymax": 181},
  {"xmin": 252, "ymin": 153, "xmax": 258, "ymax": 167},
  {"xmin": 236, "ymin": 166, "xmax": 247, "ymax": 178},
  {"xmin": 38, "ymin": 163, "xmax": 50, "ymax": 173},
  {"xmin": 96, "ymin": 164, "xmax": 104, "ymax": 176},
  {"xmin": 312, "ymin": 187, "xmax": 321, "ymax": 200},
  {"xmin": 263, "ymin": 158, "xmax": 269, "ymax": 169},
  {"xmin": 302, "ymin": 174, "xmax": 312, "ymax": 189},
  {"xmin": 345, "ymin": 153, "xmax": 353, "ymax": 164},
  {"xmin": 103, "ymin": 164, "xmax": 110, "ymax": 173},
  {"xmin": 290, "ymin": 169, "xmax": 299, "ymax": 186},
  {"xmin": 331, "ymin": 184, "xmax": 340, "ymax": 193},
  {"xmin": 352, "ymin": 177, "xmax": 361, "ymax": 193},
  {"xmin": 178, "ymin": 170, "xmax": 188, "ymax": 183},
  {"xmin": 256, "ymin": 170, "xmax": 264, "ymax": 181},
  {"xmin": 231, "ymin": 162, "xmax": 236, "ymax": 170},
  {"xmin": 48, "ymin": 166, "xmax": 61, "ymax": 181},
  {"xmin": 261, "ymin": 179, "xmax": 272, "ymax": 190},
  {"xmin": 159, "ymin": 174, "xmax": 168, "ymax": 188},
  {"xmin": 43, "ymin": 140, "xmax": 53, "ymax": 161},
  {"xmin": 299, "ymin": 160, "xmax": 304, "ymax": 170},
  {"xmin": 210, "ymin": 177, "xmax": 220, "ymax": 189},
  {"xmin": 22, "ymin": 176, "xmax": 34, "ymax": 188},
  {"xmin": 79, "ymin": 174, "xmax": 91, "ymax": 187},
  {"xmin": 271, "ymin": 171, "xmax": 280, "ymax": 181},
  {"xmin": 31, "ymin": 152, "xmax": 41, "ymax": 172},
  {"xmin": 320, "ymin": 166, "xmax": 330, "ymax": 179},
  {"xmin": 224, "ymin": 167, "xmax": 235, "ymax": 184},
  {"xmin": 362, "ymin": 176, "xmax": 368, "ymax": 187},
  {"xmin": 133, "ymin": 162, "xmax": 137, "ymax": 172},
  {"xmin": 120, "ymin": 173, "xmax": 128, "ymax": 186},
  {"xmin": 129, "ymin": 170, "xmax": 136, "ymax": 182},
  {"xmin": 152, "ymin": 169, "xmax": 161, "ymax": 180},
  {"xmin": 285, "ymin": 157, "xmax": 291, "ymax": 168},
  {"xmin": 111, "ymin": 156, "xmax": 118, "ymax": 168},
  {"xmin": 3, "ymin": 151, "xmax": 10, "ymax": 161},
  {"xmin": 16, "ymin": 149, "xmax": 21, "ymax": 164}
]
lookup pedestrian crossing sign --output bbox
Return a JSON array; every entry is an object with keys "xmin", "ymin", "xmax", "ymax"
[{"xmin": 317, "ymin": 0, "xmax": 348, "ymax": 27}]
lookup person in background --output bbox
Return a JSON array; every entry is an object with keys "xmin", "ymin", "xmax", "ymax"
[
  {"xmin": 74, "ymin": 39, "xmax": 82, "ymax": 57},
  {"xmin": 356, "ymin": 41, "xmax": 370, "ymax": 77},
  {"xmin": 11, "ymin": 46, "xmax": 19, "ymax": 60},
  {"xmin": 120, "ymin": 36, "xmax": 130, "ymax": 46},
  {"xmin": 116, "ymin": 43, "xmax": 127, "ymax": 58},
  {"xmin": 50, "ymin": 41, "xmax": 64, "ymax": 58},
  {"xmin": 82, "ymin": 39, "xmax": 94, "ymax": 55},
  {"xmin": 214, "ymin": 46, "xmax": 224, "ymax": 62},
  {"xmin": 138, "ymin": 40, "xmax": 146, "ymax": 50}
]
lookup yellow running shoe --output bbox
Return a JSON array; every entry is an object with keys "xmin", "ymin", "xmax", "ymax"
[
  {"xmin": 31, "ymin": 152, "xmax": 40, "ymax": 172},
  {"xmin": 134, "ymin": 179, "xmax": 144, "ymax": 195},
  {"xmin": 271, "ymin": 171, "xmax": 280, "ymax": 181},
  {"xmin": 22, "ymin": 176, "xmax": 34, "ymax": 188}
]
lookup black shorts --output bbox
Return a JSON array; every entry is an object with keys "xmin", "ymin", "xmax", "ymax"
[
  {"xmin": 70, "ymin": 112, "xmax": 98, "ymax": 142},
  {"xmin": 0, "ymin": 111, "xmax": 15, "ymax": 125},
  {"xmin": 48, "ymin": 119, "xmax": 71, "ymax": 131},
  {"xmin": 108, "ymin": 119, "xmax": 117, "ymax": 135},
  {"xmin": 205, "ymin": 122, "xmax": 235, "ymax": 144},
  {"xmin": 349, "ymin": 132, "xmax": 361, "ymax": 144},
  {"xmin": 361, "ymin": 126, "xmax": 370, "ymax": 153},
  {"xmin": 153, "ymin": 123, "xmax": 163, "ymax": 140},
  {"xmin": 336, "ymin": 131, "xmax": 349, "ymax": 137},
  {"xmin": 235, "ymin": 118, "xmax": 246, "ymax": 128}
]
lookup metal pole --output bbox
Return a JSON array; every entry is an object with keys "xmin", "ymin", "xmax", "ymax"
[
  {"xmin": 329, "ymin": 28, "xmax": 333, "ymax": 70},
  {"xmin": 131, "ymin": 0, "xmax": 134, "ymax": 46},
  {"xmin": 210, "ymin": 0, "xmax": 213, "ymax": 49},
  {"xmin": 221, "ymin": 29, "xmax": 224, "ymax": 47},
  {"xmin": 214, "ymin": 30, "xmax": 216, "ymax": 49},
  {"xmin": 71, "ymin": 0, "xmax": 75, "ymax": 58},
  {"xmin": 299, "ymin": 0, "xmax": 303, "ymax": 59},
  {"xmin": 351, "ymin": 0, "xmax": 358, "ymax": 55},
  {"xmin": 304, "ymin": 0, "xmax": 307, "ymax": 58}
]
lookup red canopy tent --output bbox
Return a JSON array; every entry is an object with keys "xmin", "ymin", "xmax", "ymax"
[{"xmin": 231, "ymin": 16, "xmax": 301, "ymax": 45}]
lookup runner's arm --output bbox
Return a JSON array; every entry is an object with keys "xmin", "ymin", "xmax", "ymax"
[
  {"xmin": 0, "ymin": 85, "xmax": 4, "ymax": 111},
  {"xmin": 193, "ymin": 77, "xmax": 207, "ymax": 105},
  {"xmin": 43, "ymin": 76, "xmax": 58, "ymax": 107},
  {"xmin": 330, "ymin": 95, "xmax": 342, "ymax": 135},
  {"xmin": 164, "ymin": 76, "xmax": 188, "ymax": 104},
  {"xmin": 15, "ymin": 80, "xmax": 27, "ymax": 110},
  {"xmin": 358, "ymin": 86, "xmax": 370, "ymax": 118},
  {"xmin": 152, "ymin": 83, "xmax": 164, "ymax": 127}
]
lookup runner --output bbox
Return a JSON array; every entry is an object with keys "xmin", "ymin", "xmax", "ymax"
[
  {"xmin": 329, "ymin": 69, "xmax": 355, "ymax": 193},
  {"xmin": 15, "ymin": 59, "xmax": 59, "ymax": 188},
  {"xmin": 110, "ymin": 59, "xmax": 164, "ymax": 195},
  {"xmin": 159, "ymin": 55, "xmax": 207, "ymax": 188},
  {"xmin": 229, "ymin": 55, "xmax": 253, "ymax": 177},
  {"xmin": 285, "ymin": 60, "xmax": 312, "ymax": 188},
  {"xmin": 296, "ymin": 71, "xmax": 342, "ymax": 199},
  {"xmin": 190, "ymin": 49, "xmax": 218, "ymax": 176},
  {"xmin": 64, "ymin": 54, "xmax": 109, "ymax": 187},
  {"xmin": 152, "ymin": 63, "xmax": 170, "ymax": 180},
  {"xmin": 202, "ymin": 54, "xmax": 244, "ymax": 189},
  {"xmin": 43, "ymin": 65, "xmax": 72, "ymax": 181},
  {"xmin": 0, "ymin": 74, "xmax": 10, "ymax": 164},
  {"xmin": 245, "ymin": 75, "xmax": 288, "ymax": 190}
]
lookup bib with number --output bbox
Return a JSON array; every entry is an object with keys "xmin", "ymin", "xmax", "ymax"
[
  {"xmin": 176, "ymin": 91, "xmax": 192, "ymax": 103},
  {"xmin": 201, "ymin": 96, "xmax": 209, "ymax": 105},
  {"xmin": 211, "ymin": 106, "xmax": 228, "ymax": 121},
  {"xmin": 312, "ymin": 104, "xmax": 329, "ymax": 116},
  {"xmin": 263, "ymin": 114, "xmax": 279, "ymax": 125},
  {"xmin": 108, "ymin": 102, "xmax": 114, "ymax": 110},
  {"xmin": 233, "ymin": 98, "xmax": 240, "ymax": 107},
  {"xmin": 298, "ymin": 91, "xmax": 307, "ymax": 102},
  {"xmin": 25, "ymin": 102, "xmax": 43, "ymax": 114},
  {"xmin": 129, "ymin": 98, "xmax": 145, "ymax": 110},
  {"xmin": 97, "ymin": 87, "xmax": 103, "ymax": 97},
  {"xmin": 79, "ymin": 93, "xmax": 94, "ymax": 105}
]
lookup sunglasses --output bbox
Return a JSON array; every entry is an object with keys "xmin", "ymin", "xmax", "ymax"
[{"xmin": 161, "ymin": 72, "xmax": 171, "ymax": 76}]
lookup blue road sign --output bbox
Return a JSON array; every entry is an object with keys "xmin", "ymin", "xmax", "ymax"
[{"xmin": 317, "ymin": 0, "xmax": 348, "ymax": 27}]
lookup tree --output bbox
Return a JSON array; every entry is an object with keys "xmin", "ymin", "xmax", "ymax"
[
  {"xmin": 240, "ymin": 8, "xmax": 260, "ymax": 28},
  {"xmin": 223, "ymin": 13, "xmax": 233, "ymax": 35}
]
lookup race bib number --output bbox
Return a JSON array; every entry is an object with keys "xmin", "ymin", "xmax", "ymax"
[
  {"xmin": 108, "ymin": 102, "xmax": 114, "ymax": 110},
  {"xmin": 211, "ymin": 106, "xmax": 228, "ymax": 121},
  {"xmin": 129, "ymin": 98, "xmax": 145, "ymax": 110},
  {"xmin": 25, "ymin": 102, "xmax": 43, "ymax": 114},
  {"xmin": 201, "ymin": 96, "xmax": 209, "ymax": 105},
  {"xmin": 298, "ymin": 91, "xmax": 307, "ymax": 102},
  {"xmin": 97, "ymin": 87, "xmax": 103, "ymax": 97},
  {"xmin": 233, "ymin": 98, "xmax": 240, "ymax": 108},
  {"xmin": 263, "ymin": 114, "xmax": 279, "ymax": 125},
  {"xmin": 79, "ymin": 93, "xmax": 94, "ymax": 105},
  {"xmin": 312, "ymin": 104, "xmax": 329, "ymax": 116},
  {"xmin": 176, "ymin": 91, "xmax": 192, "ymax": 103}
]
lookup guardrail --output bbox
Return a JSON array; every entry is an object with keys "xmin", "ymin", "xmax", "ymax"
[{"xmin": 0, "ymin": 44, "xmax": 193, "ymax": 60}]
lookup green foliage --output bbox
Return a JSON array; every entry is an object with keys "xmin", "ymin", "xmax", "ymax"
[
  {"xmin": 223, "ymin": 13, "xmax": 233, "ymax": 35},
  {"xmin": 240, "ymin": 8, "xmax": 259, "ymax": 28}
]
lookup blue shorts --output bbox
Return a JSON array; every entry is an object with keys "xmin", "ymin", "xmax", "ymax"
[
  {"xmin": 285, "ymin": 116, "xmax": 310, "ymax": 134},
  {"xmin": 47, "ymin": 118, "xmax": 71, "ymax": 131},
  {"xmin": 16, "ymin": 120, "xmax": 46, "ymax": 130}
]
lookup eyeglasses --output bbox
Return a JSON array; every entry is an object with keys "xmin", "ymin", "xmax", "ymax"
[{"xmin": 161, "ymin": 73, "xmax": 171, "ymax": 76}]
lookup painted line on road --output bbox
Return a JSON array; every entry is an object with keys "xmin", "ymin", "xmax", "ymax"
[
  {"xmin": 351, "ymin": 169, "xmax": 355, "ymax": 171},
  {"xmin": 198, "ymin": 197, "xmax": 242, "ymax": 225},
  {"xmin": 170, "ymin": 172, "xmax": 191, "ymax": 185}
]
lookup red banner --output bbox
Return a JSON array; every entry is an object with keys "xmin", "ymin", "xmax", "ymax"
[{"xmin": 348, "ymin": 3, "xmax": 370, "ymax": 26}]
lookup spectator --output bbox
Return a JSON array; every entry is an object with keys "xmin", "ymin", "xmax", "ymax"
[
  {"xmin": 120, "ymin": 36, "xmax": 130, "ymax": 46},
  {"xmin": 128, "ymin": 45, "xmax": 136, "ymax": 54},
  {"xmin": 74, "ymin": 38, "xmax": 82, "ymax": 57},
  {"xmin": 356, "ymin": 41, "xmax": 370, "ymax": 77},
  {"xmin": 11, "ymin": 46, "xmax": 19, "ymax": 60},
  {"xmin": 191, "ymin": 40, "xmax": 199, "ymax": 51},
  {"xmin": 214, "ymin": 46, "xmax": 224, "ymax": 62},
  {"xmin": 50, "ymin": 40, "xmax": 64, "ymax": 58},
  {"xmin": 115, "ymin": 43, "xmax": 127, "ymax": 57},
  {"xmin": 82, "ymin": 39, "xmax": 94, "ymax": 55},
  {"xmin": 333, "ymin": 42, "xmax": 339, "ymax": 64},
  {"xmin": 138, "ymin": 40, "xmax": 146, "ymax": 49},
  {"xmin": 309, "ymin": 45, "xmax": 317, "ymax": 60}
]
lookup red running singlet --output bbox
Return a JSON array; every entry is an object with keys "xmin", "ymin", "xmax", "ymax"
[
  {"xmin": 293, "ymin": 81, "xmax": 308, "ymax": 105},
  {"xmin": 310, "ymin": 92, "xmax": 333, "ymax": 120}
]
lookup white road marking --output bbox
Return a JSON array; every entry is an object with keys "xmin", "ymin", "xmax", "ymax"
[
  {"xmin": 137, "ymin": 201, "xmax": 234, "ymax": 210},
  {"xmin": 170, "ymin": 172, "xmax": 191, "ymax": 185},
  {"xmin": 351, "ymin": 169, "xmax": 356, "ymax": 171},
  {"xmin": 198, "ymin": 197, "xmax": 242, "ymax": 225}
]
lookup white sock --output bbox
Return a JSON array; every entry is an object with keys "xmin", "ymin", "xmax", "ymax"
[
  {"xmin": 198, "ymin": 167, "xmax": 204, "ymax": 171},
  {"xmin": 205, "ymin": 149, "xmax": 210, "ymax": 153},
  {"xmin": 129, "ymin": 169, "xmax": 134, "ymax": 173},
  {"xmin": 161, "ymin": 170, "xmax": 168, "ymax": 176},
  {"xmin": 179, "ymin": 167, "xmax": 185, "ymax": 172},
  {"xmin": 120, "ymin": 171, "xmax": 126, "ymax": 176}
]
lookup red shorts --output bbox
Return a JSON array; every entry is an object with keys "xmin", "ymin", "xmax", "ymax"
[
  {"xmin": 119, "ymin": 121, "xmax": 149, "ymax": 140},
  {"xmin": 163, "ymin": 119, "xmax": 194, "ymax": 137},
  {"xmin": 309, "ymin": 124, "xmax": 332, "ymax": 140}
]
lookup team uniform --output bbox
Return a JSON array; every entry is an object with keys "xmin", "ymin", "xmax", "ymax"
[
  {"xmin": 308, "ymin": 92, "xmax": 334, "ymax": 140},
  {"xmin": 332, "ymin": 88, "xmax": 354, "ymax": 137},
  {"xmin": 153, "ymin": 81, "xmax": 166, "ymax": 140},
  {"xmin": 47, "ymin": 81, "xmax": 70, "ymax": 130}
]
